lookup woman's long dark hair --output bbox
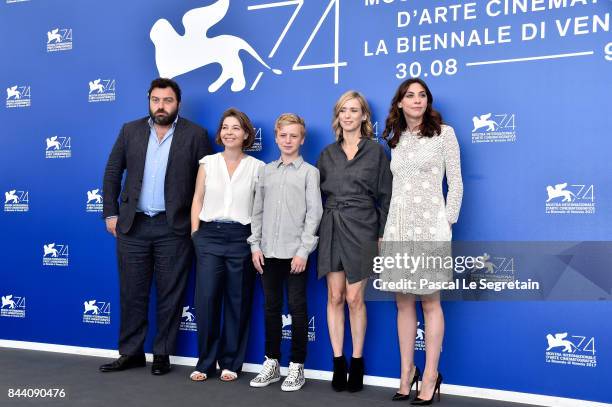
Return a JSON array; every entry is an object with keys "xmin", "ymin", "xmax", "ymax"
[{"xmin": 382, "ymin": 78, "xmax": 443, "ymax": 148}]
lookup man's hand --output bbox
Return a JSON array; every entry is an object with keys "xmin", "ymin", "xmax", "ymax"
[
  {"xmin": 252, "ymin": 251, "xmax": 265, "ymax": 274},
  {"xmin": 105, "ymin": 217, "xmax": 117, "ymax": 237},
  {"xmin": 291, "ymin": 256, "xmax": 307, "ymax": 274}
]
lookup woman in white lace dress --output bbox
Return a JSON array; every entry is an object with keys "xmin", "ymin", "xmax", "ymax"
[{"xmin": 380, "ymin": 79, "xmax": 462, "ymax": 405}]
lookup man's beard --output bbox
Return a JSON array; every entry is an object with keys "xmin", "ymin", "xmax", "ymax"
[{"xmin": 149, "ymin": 107, "xmax": 178, "ymax": 126}]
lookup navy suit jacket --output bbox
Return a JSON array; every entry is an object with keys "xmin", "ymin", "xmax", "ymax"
[{"xmin": 102, "ymin": 116, "xmax": 212, "ymax": 235}]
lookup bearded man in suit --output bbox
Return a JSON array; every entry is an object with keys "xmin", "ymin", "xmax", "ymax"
[{"xmin": 100, "ymin": 78, "xmax": 212, "ymax": 375}]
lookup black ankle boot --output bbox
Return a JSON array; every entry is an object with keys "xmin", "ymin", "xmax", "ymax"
[
  {"xmin": 331, "ymin": 355, "xmax": 347, "ymax": 391},
  {"xmin": 347, "ymin": 357, "xmax": 364, "ymax": 392}
]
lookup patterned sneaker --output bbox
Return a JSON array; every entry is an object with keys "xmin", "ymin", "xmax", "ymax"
[
  {"xmin": 250, "ymin": 357, "xmax": 280, "ymax": 388},
  {"xmin": 281, "ymin": 362, "xmax": 305, "ymax": 391}
]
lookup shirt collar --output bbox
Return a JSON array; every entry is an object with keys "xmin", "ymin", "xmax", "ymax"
[
  {"xmin": 336, "ymin": 137, "xmax": 367, "ymax": 148},
  {"xmin": 275, "ymin": 155, "xmax": 304, "ymax": 169}
]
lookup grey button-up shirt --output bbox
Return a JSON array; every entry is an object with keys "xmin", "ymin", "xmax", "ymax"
[{"xmin": 248, "ymin": 156, "xmax": 323, "ymax": 259}]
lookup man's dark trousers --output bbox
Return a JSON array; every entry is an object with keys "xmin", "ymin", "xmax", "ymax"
[{"xmin": 116, "ymin": 212, "xmax": 192, "ymax": 355}]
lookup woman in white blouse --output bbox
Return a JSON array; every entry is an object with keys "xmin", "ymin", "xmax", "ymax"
[{"xmin": 189, "ymin": 108, "xmax": 264, "ymax": 382}]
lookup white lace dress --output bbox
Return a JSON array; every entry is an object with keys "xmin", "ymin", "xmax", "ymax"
[{"xmin": 380, "ymin": 125, "xmax": 463, "ymax": 294}]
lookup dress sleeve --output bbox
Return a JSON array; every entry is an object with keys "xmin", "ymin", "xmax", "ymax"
[
  {"xmin": 316, "ymin": 148, "xmax": 330, "ymax": 199},
  {"xmin": 376, "ymin": 145, "xmax": 393, "ymax": 237},
  {"xmin": 442, "ymin": 126, "xmax": 463, "ymax": 224},
  {"xmin": 316, "ymin": 150, "xmax": 326, "ymax": 182}
]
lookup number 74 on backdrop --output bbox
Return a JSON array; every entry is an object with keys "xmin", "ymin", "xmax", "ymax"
[
  {"xmin": 248, "ymin": 0, "xmax": 346, "ymax": 87},
  {"xmin": 150, "ymin": 0, "xmax": 346, "ymax": 93}
]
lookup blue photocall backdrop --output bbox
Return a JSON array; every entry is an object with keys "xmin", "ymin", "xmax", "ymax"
[{"xmin": 1, "ymin": 0, "xmax": 611, "ymax": 403}]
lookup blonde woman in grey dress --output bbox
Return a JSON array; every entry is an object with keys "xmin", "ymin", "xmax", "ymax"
[
  {"xmin": 317, "ymin": 91, "xmax": 392, "ymax": 392},
  {"xmin": 381, "ymin": 79, "xmax": 462, "ymax": 405}
]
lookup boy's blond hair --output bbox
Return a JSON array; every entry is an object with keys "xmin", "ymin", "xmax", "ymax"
[{"xmin": 274, "ymin": 113, "xmax": 306, "ymax": 138}]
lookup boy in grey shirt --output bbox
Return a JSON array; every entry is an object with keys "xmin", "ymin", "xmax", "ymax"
[{"xmin": 248, "ymin": 113, "xmax": 323, "ymax": 391}]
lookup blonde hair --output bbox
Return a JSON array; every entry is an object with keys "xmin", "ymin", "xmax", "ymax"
[
  {"xmin": 332, "ymin": 90, "xmax": 373, "ymax": 142},
  {"xmin": 274, "ymin": 113, "xmax": 306, "ymax": 137}
]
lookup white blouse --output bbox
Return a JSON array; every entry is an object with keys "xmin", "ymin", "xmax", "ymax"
[{"xmin": 199, "ymin": 153, "xmax": 264, "ymax": 225}]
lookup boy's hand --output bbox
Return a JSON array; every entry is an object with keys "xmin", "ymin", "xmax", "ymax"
[
  {"xmin": 291, "ymin": 256, "xmax": 307, "ymax": 274},
  {"xmin": 252, "ymin": 251, "xmax": 265, "ymax": 274}
]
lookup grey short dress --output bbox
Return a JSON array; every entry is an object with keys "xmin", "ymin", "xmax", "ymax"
[
  {"xmin": 380, "ymin": 125, "xmax": 463, "ymax": 294},
  {"xmin": 317, "ymin": 138, "xmax": 392, "ymax": 284}
]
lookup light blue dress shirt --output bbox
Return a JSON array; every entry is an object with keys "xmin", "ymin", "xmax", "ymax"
[{"xmin": 136, "ymin": 116, "xmax": 177, "ymax": 216}]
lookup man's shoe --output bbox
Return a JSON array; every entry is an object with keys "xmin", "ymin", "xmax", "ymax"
[
  {"xmin": 151, "ymin": 355, "xmax": 171, "ymax": 375},
  {"xmin": 99, "ymin": 354, "xmax": 146, "ymax": 372}
]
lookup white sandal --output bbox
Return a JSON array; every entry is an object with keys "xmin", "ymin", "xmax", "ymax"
[
  {"xmin": 190, "ymin": 370, "xmax": 207, "ymax": 381},
  {"xmin": 220, "ymin": 369, "xmax": 238, "ymax": 381}
]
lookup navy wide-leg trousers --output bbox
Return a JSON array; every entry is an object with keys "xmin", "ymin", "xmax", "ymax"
[{"xmin": 192, "ymin": 222, "xmax": 254, "ymax": 375}]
